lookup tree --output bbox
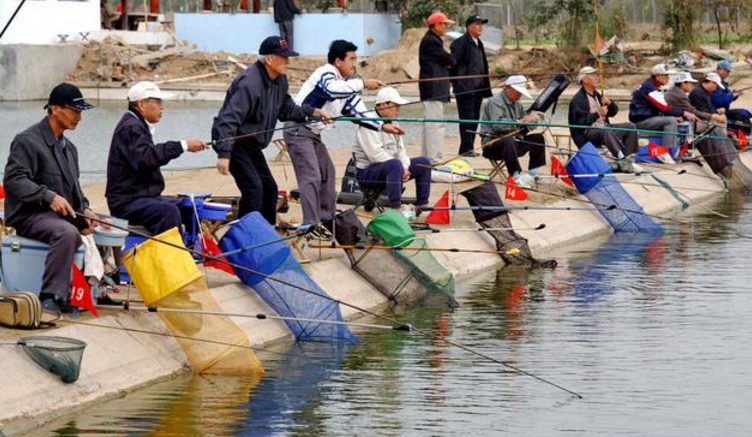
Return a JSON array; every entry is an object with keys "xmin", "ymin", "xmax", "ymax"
[
  {"xmin": 532, "ymin": 0, "xmax": 601, "ymax": 49},
  {"xmin": 664, "ymin": 0, "xmax": 700, "ymax": 52}
]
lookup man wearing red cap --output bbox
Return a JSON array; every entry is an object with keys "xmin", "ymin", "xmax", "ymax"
[{"xmin": 419, "ymin": 12, "xmax": 456, "ymax": 163}]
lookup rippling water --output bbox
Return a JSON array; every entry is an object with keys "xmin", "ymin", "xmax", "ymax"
[{"xmin": 19, "ymin": 192, "xmax": 752, "ymax": 437}]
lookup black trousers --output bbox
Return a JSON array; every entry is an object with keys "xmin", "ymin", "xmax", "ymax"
[
  {"xmin": 584, "ymin": 123, "xmax": 639, "ymax": 158},
  {"xmin": 456, "ymin": 93, "xmax": 484, "ymax": 155},
  {"xmin": 482, "ymin": 133, "xmax": 546, "ymax": 176},
  {"xmin": 16, "ymin": 211, "xmax": 82, "ymax": 301},
  {"xmin": 229, "ymin": 146, "xmax": 278, "ymax": 225},
  {"xmin": 115, "ymin": 197, "xmax": 181, "ymax": 235}
]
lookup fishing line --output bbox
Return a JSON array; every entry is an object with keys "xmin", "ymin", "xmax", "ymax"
[
  {"xmin": 82, "ymin": 214, "xmax": 583, "ymax": 398},
  {"xmin": 415, "ymin": 224, "xmax": 547, "ymax": 234},
  {"xmin": 0, "ymin": 0, "xmax": 26, "ymax": 41}
]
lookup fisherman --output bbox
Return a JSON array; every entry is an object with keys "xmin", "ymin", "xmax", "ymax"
[
  {"xmin": 450, "ymin": 15, "xmax": 492, "ymax": 157},
  {"xmin": 283, "ymin": 39, "xmax": 393, "ymax": 230},
  {"xmin": 419, "ymin": 12, "xmax": 457, "ymax": 163},
  {"xmin": 629, "ymin": 64, "xmax": 697, "ymax": 154},
  {"xmin": 686, "ymin": 72, "xmax": 739, "ymax": 176},
  {"xmin": 3, "ymin": 83, "xmax": 97, "ymax": 311},
  {"xmin": 712, "ymin": 60, "xmax": 752, "ymax": 134},
  {"xmin": 212, "ymin": 36, "xmax": 329, "ymax": 225},
  {"xmin": 105, "ymin": 81, "xmax": 208, "ymax": 235},
  {"xmin": 479, "ymin": 75, "xmax": 545, "ymax": 189},
  {"xmin": 668, "ymin": 72, "xmax": 727, "ymax": 134},
  {"xmin": 273, "ymin": 0, "xmax": 300, "ymax": 50},
  {"xmin": 568, "ymin": 66, "xmax": 638, "ymax": 172},
  {"xmin": 353, "ymin": 87, "xmax": 431, "ymax": 220}
]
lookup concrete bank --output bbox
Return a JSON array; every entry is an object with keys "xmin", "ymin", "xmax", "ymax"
[{"xmin": 0, "ymin": 149, "xmax": 745, "ymax": 435}]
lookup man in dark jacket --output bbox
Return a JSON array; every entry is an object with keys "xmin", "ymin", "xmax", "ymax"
[
  {"xmin": 419, "ymin": 12, "xmax": 457, "ymax": 163},
  {"xmin": 212, "ymin": 36, "xmax": 329, "ymax": 224},
  {"xmin": 3, "ymin": 83, "xmax": 96, "ymax": 306},
  {"xmin": 451, "ymin": 15, "xmax": 492, "ymax": 156},
  {"xmin": 273, "ymin": 0, "xmax": 300, "ymax": 50},
  {"xmin": 106, "ymin": 81, "xmax": 207, "ymax": 235},
  {"xmin": 569, "ymin": 66, "xmax": 637, "ymax": 161},
  {"xmin": 629, "ymin": 63, "xmax": 696, "ymax": 153}
]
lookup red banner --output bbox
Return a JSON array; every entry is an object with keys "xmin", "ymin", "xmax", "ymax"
[
  {"xmin": 425, "ymin": 191, "xmax": 450, "ymax": 225},
  {"xmin": 70, "ymin": 264, "xmax": 98, "ymax": 317},
  {"xmin": 550, "ymin": 156, "xmax": 574, "ymax": 187},
  {"xmin": 505, "ymin": 175, "xmax": 529, "ymax": 201}
]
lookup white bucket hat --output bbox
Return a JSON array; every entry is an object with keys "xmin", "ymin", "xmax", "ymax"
[
  {"xmin": 704, "ymin": 72, "xmax": 726, "ymax": 89},
  {"xmin": 504, "ymin": 75, "xmax": 532, "ymax": 99},
  {"xmin": 128, "ymin": 81, "xmax": 174, "ymax": 102},
  {"xmin": 375, "ymin": 87, "xmax": 410, "ymax": 105},
  {"xmin": 577, "ymin": 66, "xmax": 598, "ymax": 83},
  {"xmin": 651, "ymin": 63, "xmax": 678, "ymax": 75},
  {"xmin": 674, "ymin": 72, "xmax": 697, "ymax": 84}
]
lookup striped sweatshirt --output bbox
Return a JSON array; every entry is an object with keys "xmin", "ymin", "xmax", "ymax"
[
  {"xmin": 292, "ymin": 63, "xmax": 381, "ymax": 134},
  {"xmin": 628, "ymin": 78, "xmax": 684, "ymax": 123}
]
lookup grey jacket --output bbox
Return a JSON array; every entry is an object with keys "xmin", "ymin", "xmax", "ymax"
[
  {"xmin": 480, "ymin": 91, "xmax": 525, "ymax": 143},
  {"xmin": 212, "ymin": 60, "xmax": 315, "ymax": 158},
  {"xmin": 3, "ymin": 118, "xmax": 89, "ymax": 227},
  {"xmin": 665, "ymin": 86, "xmax": 713, "ymax": 121}
]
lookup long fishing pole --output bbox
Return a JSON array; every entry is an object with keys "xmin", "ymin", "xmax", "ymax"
[
  {"xmin": 387, "ymin": 71, "xmax": 571, "ymax": 86},
  {"xmin": 0, "ymin": 0, "xmax": 26, "ymax": 41},
  {"xmin": 82, "ymin": 214, "xmax": 582, "ymax": 398},
  {"xmin": 415, "ymin": 224, "xmax": 547, "ymax": 234},
  {"xmin": 309, "ymin": 243, "xmax": 525, "ymax": 256},
  {"xmin": 128, "ymin": 305, "xmax": 412, "ymax": 331},
  {"xmin": 422, "ymin": 205, "xmax": 616, "ymax": 212}
]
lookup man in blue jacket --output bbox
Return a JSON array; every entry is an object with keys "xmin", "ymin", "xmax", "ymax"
[
  {"xmin": 712, "ymin": 60, "xmax": 752, "ymax": 134},
  {"xmin": 106, "ymin": 81, "xmax": 207, "ymax": 235},
  {"xmin": 629, "ymin": 64, "xmax": 696, "ymax": 152}
]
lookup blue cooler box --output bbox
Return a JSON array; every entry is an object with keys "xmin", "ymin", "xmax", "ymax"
[
  {"xmin": 0, "ymin": 235, "xmax": 84, "ymax": 296},
  {"xmin": 636, "ymin": 124, "xmax": 689, "ymax": 163}
]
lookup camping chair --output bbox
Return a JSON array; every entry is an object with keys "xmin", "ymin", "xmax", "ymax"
[{"xmin": 272, "ymin": 139, "xmax": 290, "ymax": 162}]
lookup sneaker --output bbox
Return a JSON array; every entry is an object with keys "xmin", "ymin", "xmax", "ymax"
[
  {"xmin": 398, "ymin": 205, "xmax": 415, "ymax": 222},
  {"xmin": 514, "ymin": 172, "xmax": 536, "ymax": 189}
]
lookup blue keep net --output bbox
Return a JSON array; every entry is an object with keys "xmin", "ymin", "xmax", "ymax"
[
  {"xmin": 219, "ymin": 212, "xmax": 357, "ymax": 343},
  {"xmin": 566, "ymin": 143, "xmax": 663, "ymax": 233}
]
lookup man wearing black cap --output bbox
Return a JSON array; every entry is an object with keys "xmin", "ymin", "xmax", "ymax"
[
  {"xmin": 212, "ymin": 36, "xmax": 330, "ymax": 224},
  {"xmin": 451, "ymin": 15, "xmax": 492, "ymax": 156},
  {"xmin": 3, "ymin": 83, "xmax": 97, "ymax": 308}
]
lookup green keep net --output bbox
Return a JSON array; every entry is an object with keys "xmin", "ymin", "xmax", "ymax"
[
  {"xmin": 19, "ymin": 336, "xmax": 87, "ymax": 383},
  {"xmin": 366, "ymin": 209, "xmax": 415, "ymax": 247}
]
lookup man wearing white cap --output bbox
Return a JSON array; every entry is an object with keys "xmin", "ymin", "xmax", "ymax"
[
  {"xmin": 353, "ymin": 87, "xmax": 431, "ymax": 219},
  {"xmin": 479, "ymin": 75, "xmax": 545, "ymax": 188},
  {"xmin": 712, "ymin": 60, "xmax": 752, "ymax": 136},
  {"xmin": 629, "ymin": 63, "xmax": 696, "ymax": 153},
  {"xmin": 106, "ymin": 81, "xmax": 207, "ymax": 235},
  {"xmin": 569, "ymin": 66, "xmax": 638, "ymax": 166}
]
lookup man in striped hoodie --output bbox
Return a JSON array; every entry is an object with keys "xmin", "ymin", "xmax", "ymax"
[
  {"xmin": 628, "ymin": 64, "xmax": 696, "ymax": 152},
  {"xmin": 283, "ymin": 40, "xmax": 399, "ymax": 230}
]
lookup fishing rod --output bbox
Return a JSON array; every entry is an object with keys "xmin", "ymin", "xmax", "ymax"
[
  {"xmin": 0, "ymin": 0, "xmax": 26, "ymax": 41},
  {"xmin": 309, "ymin": 243, "xmax": 525, "ymax": 256},
  {"xmin": 422, "ymin": 205, "xmax": 617, "ymax": 212},
  {"xmin": 415, "ymin": 224, "xmax": 547, "ymax": 234},
  {"xmin": 127, "ymin": 305, "xmax": 412, "ymax": 331},
  {"xmin": 425, "ymin": 166, "xmax": 689, "ymax": 224},
  {"xmin": 386, "ymin": 71, "xmax": 572, "ymax": 86},
  {"xmin": 82, "ymin": 214, "xmax": 582, "ymax": 398},
  {"xmin": 532, "ymin": 173, "xmax": 723, "ymax": 193}
]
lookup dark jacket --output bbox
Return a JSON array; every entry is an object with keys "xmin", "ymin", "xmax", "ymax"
[
  {"xmin": 568, "ymin": 87, "xmax": 618, "ymax": 147},
  {"xmin": 273, "ymin": 0, "xmax": 300, "ymax": 23},
  {"xmin": 419, "ymin": 30, "xmax": 456, "ymax": 102},
  {"xmin": 105, "ymin": 111, "xmax": 184, "ymax": 214},
  {"xmin": 212, "ymin": 61, "xmax": 315, "ymax": 159},
  {"xmin": 689, "ymin": 84, "xmax": 717, "ymax": 117},
  {"xmin": 628, "ymin": 78, "xmax": 683, "ymax": 123},
  {"xmin": 3, "ymin": 118, "xmax": 89, "ymax": 227},
  {"xmin": 450, "ymin": 33, "xmax": 492, "ymax": 98}
]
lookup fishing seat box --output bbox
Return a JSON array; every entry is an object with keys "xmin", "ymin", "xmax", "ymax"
[
  {"xmin": 1, "ymin": 235, "xmax": 84, "ymax": 296},
  {"xmin": 636, "ymin": 123, "xmax": 690, "ymax": 163}
]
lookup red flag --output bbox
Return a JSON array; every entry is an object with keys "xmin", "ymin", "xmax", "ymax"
[
  {"xmin": 0, "ymin": 184, "xmax": 5, "ymax": 200},
  {"xmin": 425, "ymin": 191, "xmax": 450, "ymax": 225},
  {"xmin": 70, "ymin": 264, "xmax": 98, "ymax": 317},
  {"xmin": 201, "ymin": 233, "xmax": 235, "ymax": 275},
  {"xmin": 505, "ymin": 175, "xmax": 528, "ymax": 201},
  {"xmin": 647, "ymin": 141, "xmax": 670, "ymax": 158},
  {"xmin": 550, "ymin": 156, "xmax": 574, "ymax": 187},
  {"xmin": 678, "ymin": 141, "xmax": 689, "ymax": 157}
]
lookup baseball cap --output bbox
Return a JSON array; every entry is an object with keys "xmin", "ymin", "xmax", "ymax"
[
  {"xmin": 427, "ymin": 12, "xmax": 455, "ymax": 27},
  {"xmin": 717, "ymin": 60, "xmax": 733, "ymax": 72},
  {"xmin": 504, "ymin": 75, "xmax": 532, "ymax": 99},
  {"xmin": 674, "ymin": 72, "xmax": 697, "ymax": 84},
  {"xmin": 128, "ymin": 81, "xmax": 174, "ymax": 102},
  {"xmin": 577, "ymin": 66, "xmax": 598, "ymax": 83},
  {"xmin": 45, "ymin": 83, "xmax": 94, "ymax": 111},
  {"xmin": 465, "ymin": 15, "xmax": 488, "ymax": 26},
  {"xmin": 651, "ymin": 63, "xmax": 678, "ymax": 75},
  {"xmin": 375, "ymin": 87, "xmax": 410, "ymax": 105},
  {"xmin": 259, "ymin": 36, "xmax": 299, "ymax": 57},
  {"xmin": 704, "ymin": 72, "xmax": 726, "ymax": 89}
]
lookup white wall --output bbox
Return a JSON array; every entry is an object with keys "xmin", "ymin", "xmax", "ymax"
[{"xmin": 0, "ymin": 0, "xmax": 100, "ymax": 45}]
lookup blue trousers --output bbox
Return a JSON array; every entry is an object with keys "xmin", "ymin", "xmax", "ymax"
[
  {"xmin": 116, "ymin": 197, "xmax": 181, "ymax": 235},
  {"xmin": 356, "ymin": 157, "xmax": 432, "ymax": 207}
]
